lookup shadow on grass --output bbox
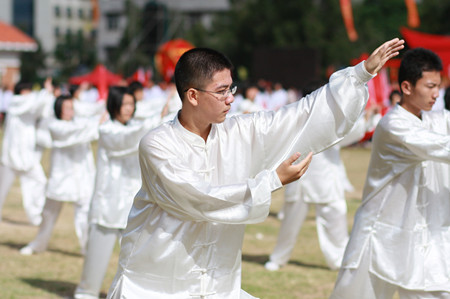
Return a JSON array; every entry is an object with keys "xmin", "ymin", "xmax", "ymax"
[
  {"xmin": 1, "ymin": 216, "xmax": 33, "ymax": 226},
  {"xmin": 0, "ymin": 241, "xmax": 82, "ymax": 258},
  {"xmin": 242, "ymin": 253, "xmax": 330, "ymax": 270},
  {"xmin": 21, "ymin": 278, "xmax": 107, "ymax": 298}
]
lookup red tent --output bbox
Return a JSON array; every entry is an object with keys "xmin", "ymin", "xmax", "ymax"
[
  {"xmin": 69, "ymin": 64, "xmax": 123, "ymax": 101},
  {"xmin": 401, "ymin": 27, "xmax": 450, "ymax": 78}
]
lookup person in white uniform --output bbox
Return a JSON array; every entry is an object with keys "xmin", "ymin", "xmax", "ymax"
[
  {"xmin": 107, "ymin": 39, "xmax": 404, "ymax": 299},
  {"xmin": 74, "ymin": 87, "xmax": 162, "ymax": 299},
  {"xmin": 0, "ymin": 82, "xmax": 54, "ymax": 225},
  {"xmin": 330, "ymin": 48, "xmax": 450, "ymax": 299},
  {"xmin": 265, "ymin": 113, "xmax": 366, "ymax": 272},
  {"xmin": 20, "ymin": 95, "xmax": 100, "ymax": 255}
]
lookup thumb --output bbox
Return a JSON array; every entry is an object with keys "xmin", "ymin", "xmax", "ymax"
[{"xmin": 287, "ymin": 152, "xmax": 301, "ymax": 165}]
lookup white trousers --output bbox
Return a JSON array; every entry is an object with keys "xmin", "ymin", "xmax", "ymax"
[
  {"xmin": 0, "ymin": 163, "xmax": 46, "ymax": 225},
  {"xmin": 75, "ymin": 224, "xmax": 121, "ymax": 299},
  {"xmin": 269, "ymin": 198, "xmax": 349, "ymax": 270},
  {"xmin": 27, "ymin": 198, "xmax": 90, "ymax": 253},
  {"xmin": 330, "ymin": 247, "xmax": 450, "ymax": 299}
]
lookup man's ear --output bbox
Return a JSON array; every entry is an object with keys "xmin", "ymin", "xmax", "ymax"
[
  {"xmin": 400, "ymin": 81, "xmax": 412, "ymax": 96},
  {"xmin": 185, "ymin": 88, "xmax": 199, "ymax": 107}
]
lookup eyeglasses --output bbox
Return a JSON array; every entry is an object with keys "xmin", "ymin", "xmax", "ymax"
[{"xmin": 186, "ymin": 85, "xmax": 237, "ymax": 101}]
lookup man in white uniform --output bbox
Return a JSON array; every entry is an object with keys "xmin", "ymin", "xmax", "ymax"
[
  {"xmin": 330, "ymin": 48, "xmax": 450, "ymax": 299},
  {"xmin": 107, "ymin": 39, "xmax": 404, "ymax": 299}
]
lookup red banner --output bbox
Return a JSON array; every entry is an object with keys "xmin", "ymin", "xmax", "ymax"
[
  {"xmin": 340, "ymin": 0, "xmax": 358, "ymax": 41},
  {"xmin": 405, "ymin": 0, "xmax": 420, "ymax": 28}
]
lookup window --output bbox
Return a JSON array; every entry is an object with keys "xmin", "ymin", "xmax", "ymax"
[
  {"xmin": 67, "ymin": 7, "xmax": 72, "ymax": 19},
  {"xmin": 54, "ymin": 27, "xmax": 60, "ymax": 37},
  {"xmin": 106, "ymin": 13, "xmax": 120, "ymax": 31},
  {"xmin": 79, "ymin": 8, "xmax": 84, "ymax": 19},
  {"xmin": 54, "ymin": 6, "xmax": 61, "ymax": 18}
]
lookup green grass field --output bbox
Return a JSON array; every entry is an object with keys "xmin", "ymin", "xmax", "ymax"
[{"xmin": 0, "ymin": 132, "xmax": 371, "ymax": 299}]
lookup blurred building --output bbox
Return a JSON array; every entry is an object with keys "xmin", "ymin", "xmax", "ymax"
[
  {"xmin": 0, "ymin": 0, "xmax": 229, "ymax": 78},
  {"xmin": 96, "ymin": 0, "xmax": 230, "ymax": 63},
  {"xmin": 0, "ymin": 0, "xmax": 96, "ymax": 77},
  {"xmin": 0, "ymin": 21, "xmax": 37, "ymax": 86}
]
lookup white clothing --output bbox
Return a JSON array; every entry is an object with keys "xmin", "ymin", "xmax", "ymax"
[
  {"xmin": 143, "ymin": 85, "xmax": 166, "ymax": 102},
  {"xmin": 1, "ymin": 91, "xmax": 51, "ymax": 171},
  {"xmin": 0, "ymin": 163, "xmax": 46, "ymax": 225},
  {"xmin": 229, "ymin": 93, "xmax": 244, "ymax": 114},
  {"xmin": 0, "ymin": 90, "xmax": 52, "ymax": 224},
  {"xmin": 75, "ymin": 117, "xmax": 162, "ymax": 299},
  {"xmin": 269, "ymin": 117, "xmax": 366, "ymax": 269},
  {"xmin": 268, "ymin": 88, "xmax": 288, "ymax": 111},
  {"xmin": 237, "ymin": 99, "xmax": 263, "ymax": 114},
  {"xmin": 331, "ymin": 244, "xmax": 450, "ymax": 299},
  {"xmin": 24, "ymin": 117, "xmax": 99, "ymax": 253},
  {"xmin": 74, "ymin": 100, "xmax": 106, "ymax": 119},
  {"xmin": 27, "ymin": 197, "xmax": 89, "ymax": 253},
  {"xmin": 134, "ymin": 100, "xmax": 163, "ymax": 120},
  {"xmin": 79, "ymin": 88, "xmax": 99, "ymax": 103},
  {"xmin": 89, "ymin": 118, "xmax": 160, "ymax": 229},
  {"xmin": 35, "ymin": 92, "xmax": 56, "ymax": 149},
  {"xmin": 45, "ymin": 118, "xmax": 98, "ymax": 202},
  {"xmin": 107, "ymin": 61, "xmax": 374, "ymax": 299},
  {"xmin": 75, "ymin": 224, "xmax": 122, "ymax": 299},
  {"xmin": 0, "ymin": 89, "xmax": 13, "ymax": 113},
  {"xmin": 431, "ymin": 88, "xmax": 446, "ymax": 111},
  {"xmin": 271, "ymin": 197, "xmax": 348, "ymax": 270},
  {"xmin": 332, "ymin": 105, "xmax": 450, "ymax": 297}
]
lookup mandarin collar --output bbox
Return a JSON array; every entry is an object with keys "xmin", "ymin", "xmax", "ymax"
[
  {"xmin": 174, "ymin": 113, "xmax": 216, "ymax": 148},
  {"xmin": 396, "ymin": 104, "xmax": 423, "ymax": 124}
]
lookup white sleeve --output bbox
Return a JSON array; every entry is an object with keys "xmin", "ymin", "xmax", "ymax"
[
  {"xmin": 250, "ymin": 61, "xmax": 374, "ymax": 171},
  {"xmin": 138, "ymin": 136, "xmax": 282, "ymax": 224},
  {"xmin": 50, "ymin": 119, "xmax": 99, "ymax": 148},
  {"xmin": 99, "ymin": 119, "xmax": 158, "ymax": 158}
]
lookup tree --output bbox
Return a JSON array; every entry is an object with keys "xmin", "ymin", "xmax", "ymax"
[
  {"xmin": 54, "ymin": 30, "xmax": 97, "ymax": 82},
  {"xmin": 19, "ymin": 40, "xmax": 46, "ymax": 83}
]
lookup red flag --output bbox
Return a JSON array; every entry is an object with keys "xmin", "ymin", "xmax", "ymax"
[
  {"xmin": 340, "ymin": 0, "xmax": 358, "ymax": 41},
  {"xmin": 405, "ymin": 0, "xmax": 420, "ymax": 28}
]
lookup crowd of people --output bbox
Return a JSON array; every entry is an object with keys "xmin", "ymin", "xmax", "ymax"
[{"xmin": 0, "ymin": 38, "xmax": 449, "ymax": 299}]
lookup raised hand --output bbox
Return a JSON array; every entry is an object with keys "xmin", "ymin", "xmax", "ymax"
[
  {"xmin": 276, "ymin": 152, "xmax": 313, "ymax": 185},
  {"xmin": 365, "ymin": 38, "xmax": 405, "ymax": 75}
]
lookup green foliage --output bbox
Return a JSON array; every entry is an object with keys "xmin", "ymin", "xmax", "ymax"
[
  {"xmin": 19, "ymin": 40, "xmax": 46, "ymax": 83},
  {"xmin": 107, "ymin": 0, "xmax": 150, "ymax": 77},
  {"xmin": 54, "ymin": 31, "xmax": 97, "ymax": 82},
  {"xmin": 184, "ymin": 0, "xmax": 448, "ymax": 83},
  {"xmin": 419, "ymin": 0, "xmax": 450, "ymax": 35}
]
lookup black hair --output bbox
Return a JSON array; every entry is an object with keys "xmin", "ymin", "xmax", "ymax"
[
  {"xmin": 444, "ymin": 86, "xmax": 450, "ymax": 111},
  {"xmin": 174, "ymin": 48, "xmax": 234, "ymax": 101},
  {"xmin": 106, "ymin": 86, "xmax": 136, "ymax": 120},
  {"xmin": 389, "ymin": 90, "xmax": 401, "ymax": 104},
  {"xmin": 69, "ymin": 85, "xmax": 80, "ymax": 97},
  {"xmin": 54, "ymin": 95, "xmax": 73, "ymax": 119},
  {"xmin": 398, "ymin": 48, "xmax": 442, "ymax": 87},
  {"xmin": 14, "ymin": 81, "xmax": 33, "ymax": 95},
  {"xmin": 128, "ymin": 81, "xmax": 143, "ymax": 95}
]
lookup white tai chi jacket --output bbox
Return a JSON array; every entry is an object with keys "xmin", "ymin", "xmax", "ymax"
[
  {"xmin": 284, "ymin": 115, "xmax": 366, "ymax": 204},
  {"xmin": 1, "ymin": 90, "xmax": 53, "ymax": 171},
  {"xmin": 107, "ymin": 62, "xmax": 374, "ymax": 299},
  {"xmin": 89, "ymin": 118, "xmax": 160, "ymax": 229},
  {"xmin": 45, "ymin": 118, "xmax": 99, "ymax": 202},
  {"xmin": 341, "ymin": 105, "xmax": 450, "ymax": 291}
]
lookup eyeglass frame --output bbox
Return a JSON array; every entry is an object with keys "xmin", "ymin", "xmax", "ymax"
[{"xmin": 184, "ymin": 85, "xmax": 237, "ymax": 101}]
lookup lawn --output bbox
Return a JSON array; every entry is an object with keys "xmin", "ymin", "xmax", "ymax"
[{"xmin": 0, "ymin": 132, "xmax": 371, "ymax": 299}]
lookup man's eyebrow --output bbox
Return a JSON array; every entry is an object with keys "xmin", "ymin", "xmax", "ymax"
[{"xmin": 215, "ymin": 83, "xmax": 233, "ymax": 90}]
